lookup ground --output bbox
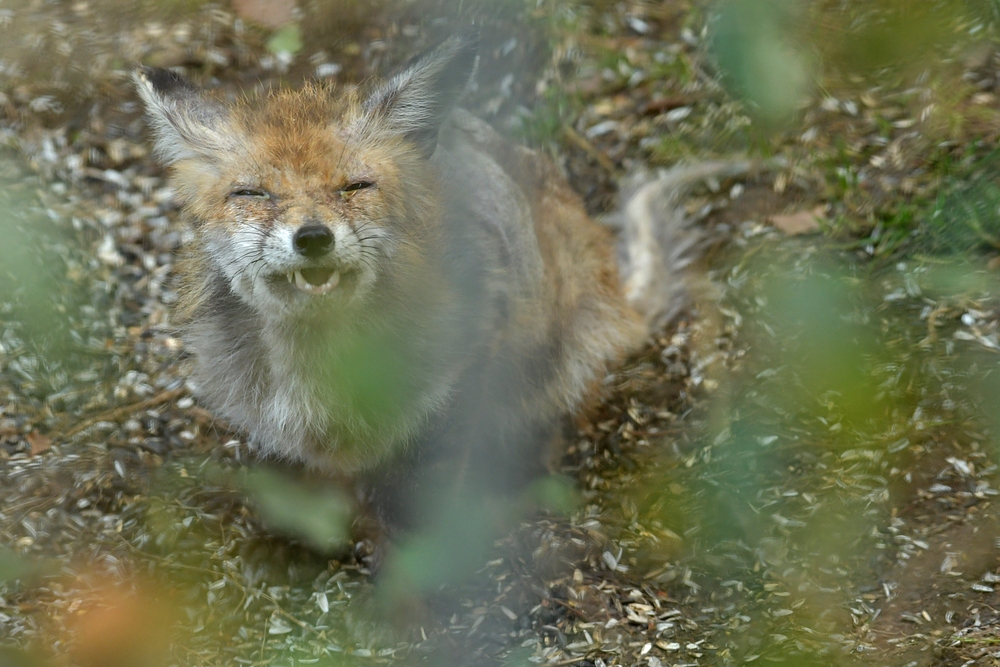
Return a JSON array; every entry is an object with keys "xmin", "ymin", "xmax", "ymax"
[{"xmin": 3, "ymin": 1, "xmax": 1000, "ymax": 666}]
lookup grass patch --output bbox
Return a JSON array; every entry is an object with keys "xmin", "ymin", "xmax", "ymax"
[
  {"xmin": 922, "ymin": 153, "xmax": 1000, "ymax": 254},
  {"xmin": 513, "ymin": 81, "xmax": 583, "ymax": 150}
]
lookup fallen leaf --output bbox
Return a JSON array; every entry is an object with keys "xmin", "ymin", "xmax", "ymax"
[
  {"xmin": 27, "ymin": 431, "xmax": 50, "ymax": 455},
  {"xmin": 769, "ymin": 206, "xmax": 826, "ymax": 235}
]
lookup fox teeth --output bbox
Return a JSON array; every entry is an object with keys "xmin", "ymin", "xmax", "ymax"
[{"xmin": 292, "ymin": 269, "xmax": 340, "ymax": 295}]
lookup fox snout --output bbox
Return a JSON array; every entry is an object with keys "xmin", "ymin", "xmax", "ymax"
[
  {"xmin": 250, "ymin": 216, "xmax": 377, "ymax": 302},
  {"xmin": 293, "ymin": 224, "xmax": 335, "ymax": 258}
]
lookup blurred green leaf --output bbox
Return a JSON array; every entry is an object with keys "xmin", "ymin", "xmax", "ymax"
[
  {"xmin": 823, "ymin": 0, "xmax": 966, "ymax": 74},
  {"xmin": 383, "ymin": 492, "xmax": 503, "ymax": 597},
  {"xmin": 382, "ymin": 477, "xmax": 580, "ymax": 602},
  {"xmin": 0, "ymin": 548, "xmax": 48, "ymax": 583},
  {"xmin": 0, "ymin": 165, "xmax": 70, "ymax": 348},
  {"xmin": 765, "ymin": 267, "xmax": 882, "ymax": 429},
  {"xmin": 243, "ymin": 468, "xmax": 351, "ymax": 552},
  {"xmin": 711, "ymin": 0, "xmax": 812, "ymax": 125},
  {"xmin": 267, "ymin": 23, "xmax": 302, "ymax": 57},
  {"xmin": 332, "ymin": 332, "xmax": 416, "ymax": 423},
  {"xmin": 0, "ymin": 647, "xmax": 46, "ymax": 667},
  {"xmin": 522, "ymin": 475, "xmax": 579, "ymax": 514}
]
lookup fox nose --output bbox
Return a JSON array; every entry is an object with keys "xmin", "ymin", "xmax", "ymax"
[{"xmin": 293, "ymin": 224, "xmax": 334, "ymax": 258}]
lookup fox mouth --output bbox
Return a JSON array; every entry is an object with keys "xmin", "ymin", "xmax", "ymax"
[
  {"xmin": 285, "ymin": 267, "xmax": 341, "ymax": 295},
  {"xmin": 267, "ymin": 266, "xmax": 359, "ymax": 297}
]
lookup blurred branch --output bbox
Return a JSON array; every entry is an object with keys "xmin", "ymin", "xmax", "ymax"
[
  {"xmin": 60, "ymin": 387, "xmax": 187, "ymax": 439},
  {"xmin": 562, "ymin": 125, "xmax": 622, "ymax": 178}
]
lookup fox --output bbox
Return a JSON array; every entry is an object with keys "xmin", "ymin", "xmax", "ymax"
[{"xmin": 134, "ymin": 33, "xmax": 747, "ymax": 581}]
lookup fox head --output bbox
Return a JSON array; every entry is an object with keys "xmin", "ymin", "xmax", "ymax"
[{"xmin": 135, "ymin": 34, "xmax": 478, "ymax": 322}]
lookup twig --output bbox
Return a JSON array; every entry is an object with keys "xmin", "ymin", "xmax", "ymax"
[
  {"xmin": 547, "ymin": 655, "xmax": 595, "ymax": 666},
  {"xmin": 61, "ymin": 387, "xmax": 187, "ymax": 438},
  {"xmin": 551, "ymin": 597, "xmax": 589, "ymax": 619},
  {"xmin": 562, "ymin": 125, "xmax": 623, "ymax": 178}
]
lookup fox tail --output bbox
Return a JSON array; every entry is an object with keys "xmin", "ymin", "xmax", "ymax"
[{"xmin": 610, "ymin": 161, "xmax": 753, "ymax": 330}]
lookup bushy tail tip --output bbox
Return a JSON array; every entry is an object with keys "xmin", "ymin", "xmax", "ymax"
[{"xmin": 612, "ymin": 160, "xmax": 755, "ymax": 330}]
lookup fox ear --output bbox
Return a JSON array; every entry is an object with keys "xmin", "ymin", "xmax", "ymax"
[
  {"xmin": 133, "ymin": 67, "xmax": 237, "ymax": 165},
  {"xmin": 364, "ymin": 31, "xmax": 479, "ymax": 157}
]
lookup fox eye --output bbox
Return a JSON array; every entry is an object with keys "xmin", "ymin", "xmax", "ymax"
[
  {"xmin": 343, "ymin": 181, "xmax": 374, "ymax": 193},
  {"xmin": 230, "ymin": 188, "xmax": 270, "ymax": 200},
  {"xmin": 340, "ymin": 181, "xmax": 375, "ymax": 200}
]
